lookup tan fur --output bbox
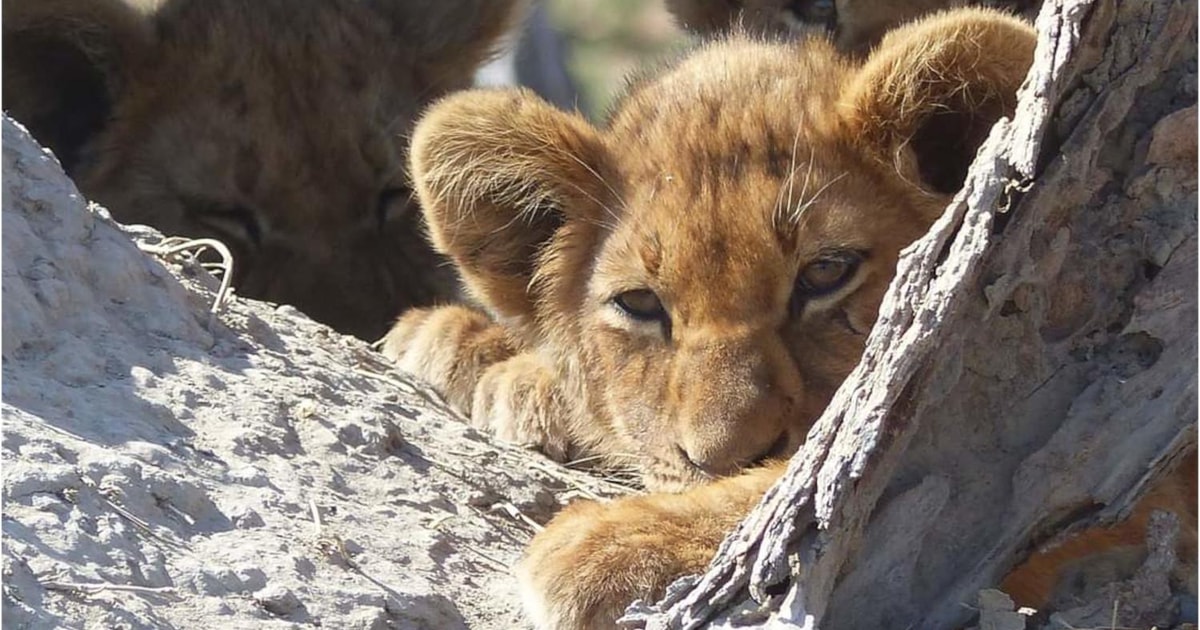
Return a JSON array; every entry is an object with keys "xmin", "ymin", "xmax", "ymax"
[
  {"xmin": 1002, "ymin": 451, "xmax": 1198, "ymax": 608},
  {"xmin": 521, "ymin": 464, "xmax": 782, "ymax": 630},
  {"xmin": 375, "ymin": 9, "xmax": 1150, "ymax": 627},
  {"xmin": 386, "ymin": 8, "xmax": 1033, "ymax": 491},
  {"xmin": 3, "ymin": 0, "xmax": 527, "ymax": 339},
  {"xmin": 386, "ymin": 9, "xmax": 1197, "ymax": 627},
  {"xmin": 525, "ymin": 453, "xmax": 1196, "ymax": 629},
  {"xmin": 666, "ymin": 0, "xmax": 1040, "ymax": 54}
]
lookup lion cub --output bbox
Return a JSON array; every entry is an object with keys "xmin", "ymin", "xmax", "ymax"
[
  {"xmin": 3, "ymin": 0, "xmax": 526, "ymax": 340},
  {"xmin": 384, "ymin": 8, "xmax": 1041, "ymax": 626},
  {"xmin": 386, "ymin": 8, "xmax": 1032, "ymax": 492}
]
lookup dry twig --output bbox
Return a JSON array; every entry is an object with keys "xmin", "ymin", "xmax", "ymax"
[{"xmin": 138, "ymin": 236, "xmax": 236, "ymax": 326}]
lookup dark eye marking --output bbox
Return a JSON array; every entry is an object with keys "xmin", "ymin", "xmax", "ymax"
[
  {"xmin": 611, "ymin": 288, "xmax": 674, "ymax": 339},
  {"xmin": 185, "ymin": 199, "xmax": 263, "ymax": 247},
  {"xmin": 613, "ymin": 289, "xmax": 666, "ymax": 322},
  {"xmin": 789, "ymin": 250, "xmax": 864, "ymax": 317}
]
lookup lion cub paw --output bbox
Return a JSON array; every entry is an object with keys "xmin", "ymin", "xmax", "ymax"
[
  {"xmin": 380, "ymin": 305, "xmax": 515, "ymax": 411},
  {"xmin": 517, "ymin": 498, "xmax": 716, "ymax": 630},
  {"xmin": 518, "ymin": 466, "xmax": 783, "ymax": 629},
  {"xmin": 472, "ymin": 353, "xmax": 573, "ymax": 460}
]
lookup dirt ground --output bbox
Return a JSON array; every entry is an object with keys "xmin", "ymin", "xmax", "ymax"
[{"xmin": 1, "ymin": 116, "xmax": 628, "ymax": 629}]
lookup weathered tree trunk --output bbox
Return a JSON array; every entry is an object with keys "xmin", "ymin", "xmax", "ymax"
[{"xmin": 626, "ymin": 0, "xmax": 1197, "ymax": 628}]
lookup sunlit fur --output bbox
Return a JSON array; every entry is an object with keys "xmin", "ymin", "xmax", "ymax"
[
  {"xmin": 1002, "ymin": 451, "xmax": 1197, "ymax": 609},
  {"xmin": 3, "ymin": 0, "xmax": 527, "ymax": 339},
  {"xmin": 386, "ymin": 8, "xmax": 1032, "ymax": 493},
  {"xmin": 381, "ymin": 9, "xmax": 1193, "ymax": 629},
  {"xmin": 667, "ymin": 0, "xmax": 1039, "ymax": 54}
]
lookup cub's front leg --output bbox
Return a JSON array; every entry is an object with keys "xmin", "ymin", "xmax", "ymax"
[
  {"xmin": 518, "ymin": 463, "xmax": 785, "ymax": 630},
  {"xmin": 382, "ymin": 306, "xmax": 573, "ymax": 459},
  {"xmin": 472, "ymin": 353, "xmax": 574, "ymax": 461},
  {"xmin": 381, "ymin": 305, "xmax": 516, "ymax": 410}
]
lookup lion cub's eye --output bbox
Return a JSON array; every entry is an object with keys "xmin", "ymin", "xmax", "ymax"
[
  {"xmin": 801, "ymin": 258, "xmax": 854, "ymax": 292},
  {"xmin": 612, "ymin": 289, "xmax": 666, "ymax": 322},
  {"xmin": 790, "ymin": 251, "xmax": 862, "ymax": 315},
  {"xmin": 190, "ymin": 203, "xmax": 263, "ymax": 248}
]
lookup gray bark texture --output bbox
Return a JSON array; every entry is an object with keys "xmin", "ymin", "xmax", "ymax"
[{"xmin": 625, "ymin": 0, "xmax": 1197, "ymax": 628}]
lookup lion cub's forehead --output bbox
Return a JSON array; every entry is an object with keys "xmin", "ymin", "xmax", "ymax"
[
  {"xmin": 589, "ymin": 38, "xmax": 900, "ymax": 318},
  {"xmin": 607, "ymin": 36, "xmax": 850, "ymax": 154},
  {"xmin": 598, "ymin": 36, "xmax": 867, "ymax": 254},
  {"xmin": 603, "ymin": 36, "xmax": 861, "ymax": 227},
  {"xmin": 149, "ymin": 4, "xmax": 428, "ymax": 140}
]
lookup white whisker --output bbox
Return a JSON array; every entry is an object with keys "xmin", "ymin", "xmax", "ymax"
[{"xmin": 790, "ymin": 171, "xmax": 847, "ymax": 229}]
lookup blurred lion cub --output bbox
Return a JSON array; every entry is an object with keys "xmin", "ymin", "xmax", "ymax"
[{"xmin": 4, "ymin": 0, "xmax": 526, "ymax": 339}]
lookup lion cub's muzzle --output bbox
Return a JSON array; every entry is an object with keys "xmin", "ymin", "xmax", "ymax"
[{"xmin": 670, "ymin": 336, "xmax": 803, "ymax": 477}]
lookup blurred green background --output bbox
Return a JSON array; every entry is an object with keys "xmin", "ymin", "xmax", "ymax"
[{"xmin": 542, "ymin": 0, "xmax": 689, "ymax": 117}]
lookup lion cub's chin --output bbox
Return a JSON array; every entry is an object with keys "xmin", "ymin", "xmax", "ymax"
[{"xmin": 643, "ymin": 458, "xmax": 782, "ymax": 493}]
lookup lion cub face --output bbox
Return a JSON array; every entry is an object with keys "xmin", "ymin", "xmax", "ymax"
[
  {"xmin": 583, "ymin": 141, "xmax": 932, "ymax": 488},
  {"xmin": 4, "ymin": 0, "xmax": 524, "ymax": 339},
  {"xmin": 574, "ymin": 41, "xmax": 957, "ymax": 488},
  {"xmin": 408, "ymin": 10, "xmax": 1032, "ymax": 490}
]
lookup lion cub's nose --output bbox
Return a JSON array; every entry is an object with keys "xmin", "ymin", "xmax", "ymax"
[
  {"xmin": 671, "ymin": 334, "xmax": 801, "ymax": 477},
  {"xmin": 678, "ymin": 429, "xmax": 789, "ymax": 476}
]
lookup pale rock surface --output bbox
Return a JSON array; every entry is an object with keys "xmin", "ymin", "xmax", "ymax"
[{"xmin": 1, "ymin": 117, "xmax": 619, "ymax": 629}]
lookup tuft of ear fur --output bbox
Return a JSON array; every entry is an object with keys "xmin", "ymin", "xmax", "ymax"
[
  {"xmin": 665, "ymin": 0, "xmax": 752, "ymax": 37},
  {"xmin": 840, "ymin": 8, "xmax": 1035, "ymax": 197},
  {"xmin": 664, "ymin": 0, "xmax": 1002, "ymax": 54},
  {"xmin": 409, "ymin": 88, "xmax": 613, "ymax": 320},
  {"xmin": 368, "ymin": 0, "xmax": 530, "ymax": 90},
  {"xmin": 2, "ymin": 0, "xmax": 154, "ymax": 171}
]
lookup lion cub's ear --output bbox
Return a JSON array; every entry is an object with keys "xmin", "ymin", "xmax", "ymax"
[
  {"xmin": 410, "ymin": 89, "xmax": 613, "ymax": 320},
  {"xmin": 367, "ymin": 0, "xmax": 528, "ymax": 87},
  {"xmin": 840, "ymin": 8, "xmax": 1036, "ymax": 200},
  {"xmin": 2, "ymin": 0, "xmax": 154, "ymax": 171}
]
